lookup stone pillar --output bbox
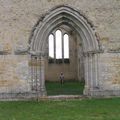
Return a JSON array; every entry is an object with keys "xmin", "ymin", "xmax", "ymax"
[
  {"xmin": 39, "ymin": 56, "xmax": 46, "ymax": 96},
  {"xmin": 83, "ymin": 52, "xmax": 99, "ymax": 95},
  {"xmin": 30, "ymin": 55, "xmax": 37, "ymax": 91},
  {"xmin": 89, "ymin": 53, "xmax": 100, "ymax": 96},
  {"xmin": 83, "ymin": 53, "xmax": 90, "ymax": 95},
  {"xmin": 90, "ymin": 53, "xmax": 99, "ymax": 96},
  {"xmin": 30, "ymin": 53, "xmax": 46, "ymax": 97},
  {"xmin": 31, "ymin": 56, "xmax": 34, "ymax": 90},
  {"xmin": 93, "ymin": 53, "xmax": 99, "ymax": 88},
  {"xmin": 89, "ymin": 53, "xmax": 93, "ymax": 90}
]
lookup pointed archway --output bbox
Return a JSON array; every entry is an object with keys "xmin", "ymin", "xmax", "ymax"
[{"xmin": 29, "ymin": 5, "xmax": 102, "ymax": 96}]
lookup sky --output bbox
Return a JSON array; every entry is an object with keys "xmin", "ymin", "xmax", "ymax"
[{"xmin": 49, "ymin": 30, "xmax": 69, "ymax": 59}]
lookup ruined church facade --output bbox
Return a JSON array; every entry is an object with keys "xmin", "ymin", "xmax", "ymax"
[{"xmin": 0, "ymin": 0, "xmax": 120, "ymax": 99}]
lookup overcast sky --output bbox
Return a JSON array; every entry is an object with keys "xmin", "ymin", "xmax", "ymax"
[{"xmin": 49, "ymin": 30, "xmax": 69, "ymax": 59}]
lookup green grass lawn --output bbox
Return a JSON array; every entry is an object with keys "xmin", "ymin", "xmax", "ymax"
[
  {"xmin": 0, "ymin": 98, "xmax": 120, "ymax": 120},
  {"xmin": 45, "ymin": 81, "xmax": 84, "ymax": 95}
]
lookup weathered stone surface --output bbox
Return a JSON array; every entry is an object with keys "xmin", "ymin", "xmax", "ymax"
[
  {"xmin": 99, "ymin": 53, "xmax": 120, "ymax": 90},
  {"xmin": 0, "ymin": 55, "xmax": 31, "ymax": 93},
  {"xmin": 0, "ymin": 0, "xmax": 120, "ymax": 98},
  {"xmin": 0, "ymin": 0, "xmax": 120, "ymax": 47}
]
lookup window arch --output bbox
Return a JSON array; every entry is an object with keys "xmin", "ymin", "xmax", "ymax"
[
  {"xmin": 63, "ymin": 34, "xmax": 69, "ymax": 59},
  {"xmin": 55, "ymin": 30, "xmax": 62, "ymax": 59},
  {"xmin": 48, "ymin": 34, "xmax": 54, "ymax": 59},
  {"xmin": 48, "ymin": 29, "xmax": 69, "ymax": 63}
]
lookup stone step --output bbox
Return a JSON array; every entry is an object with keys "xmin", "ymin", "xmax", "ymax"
[{"xmin": 38, "ymin": 95, "xmax": 88, "ymax": 100}]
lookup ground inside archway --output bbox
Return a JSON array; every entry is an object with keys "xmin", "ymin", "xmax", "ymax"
[{"xmin": 45, "ymin": 81, "xmax": 85, "ymax": 96}]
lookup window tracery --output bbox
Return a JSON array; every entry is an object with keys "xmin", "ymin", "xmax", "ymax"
[{"xmin": 48, "ymin": 29, "xmax": 69, "ymax": 63}]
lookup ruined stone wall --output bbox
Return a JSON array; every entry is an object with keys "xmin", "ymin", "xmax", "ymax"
[{"xmin": 0, "ymin": 0, "xmax": 120, "ymax": 96}]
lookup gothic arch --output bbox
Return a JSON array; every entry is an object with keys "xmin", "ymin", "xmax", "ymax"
[{"xmin": 29, "ymin": 5, "xmax": 101, "ymax": 96}]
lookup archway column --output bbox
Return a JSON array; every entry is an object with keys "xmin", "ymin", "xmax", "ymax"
[
  {"xmin": 30, "ymin": 52, "xmax": 46, "ymax": 96},
  {"xmin": 83, "ymin": 53, "xmax": 89, "ymax": 95},
  {"xmin": 83, "ymin": 52, "xmax": 100, "ymax": 95},
  {"xmin": 39, "ymin": 56, "xmax": 46, "ymax": 96}
]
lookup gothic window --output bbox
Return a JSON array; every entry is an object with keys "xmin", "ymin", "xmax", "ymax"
[
  {"xmin": 63, "ymin": 34, "xmax": 69, "ymax": 63},
  {"xmin": 55, "ymin": 30, "xmax": 62, "ymax": 59},
  {"xmin": 48, "ymin": 29, "xmax": 69, "ymax": 63},
  {"xmin": 49, "ymin": 34, "xmax": 54, "ymax": 58}
]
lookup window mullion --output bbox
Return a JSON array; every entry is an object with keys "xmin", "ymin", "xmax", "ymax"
[
  {"xmin": 54, "ymin": 34, "xmax": 56, "ymax": 63},
  {"xmin": 62, "ymin": 32, "xmax": 64, "ymax": 63}
]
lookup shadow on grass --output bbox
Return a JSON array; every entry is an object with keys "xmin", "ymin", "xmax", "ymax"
[{"xmin": 45, "ymin": 81, "xmax": 85, "ymax": 96}]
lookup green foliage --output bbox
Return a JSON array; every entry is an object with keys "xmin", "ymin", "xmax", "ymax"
[{"xmin": 46, "ymin": 81, "xmax": 85, "ymax": 95}]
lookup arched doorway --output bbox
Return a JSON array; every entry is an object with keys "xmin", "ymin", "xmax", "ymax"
[
  {"xmin": 46, "ymin": 26, "xmax": 84, "ymax": 95},
  {"xmin": 29, "ymin": 5, "xmax": 101, "ymax": 96}
]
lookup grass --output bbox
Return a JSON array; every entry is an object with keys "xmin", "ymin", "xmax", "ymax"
[
  {"xmin": 45, "ymin": 81, "xmax": 85, "ymax": 95},
  {"xmin": 0, "ymin": 98, "xmax": 120, "ymax": 120}
]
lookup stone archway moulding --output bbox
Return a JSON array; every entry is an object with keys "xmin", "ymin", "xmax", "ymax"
[{"xmin": 29, "ymin": 5, "xmax": 102, "ymax": 96}]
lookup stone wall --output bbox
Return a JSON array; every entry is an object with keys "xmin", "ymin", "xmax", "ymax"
[
  {"xmin": 99, "ymin": 53, "xmax": 120, "ymax": 90},
  {"xmin": 0, "ymin": 0, "xmax": 120, "ymax": 97},
  {"xmin": 1, "ymin": 0, "xmax": 120, "ymax": 49}
]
